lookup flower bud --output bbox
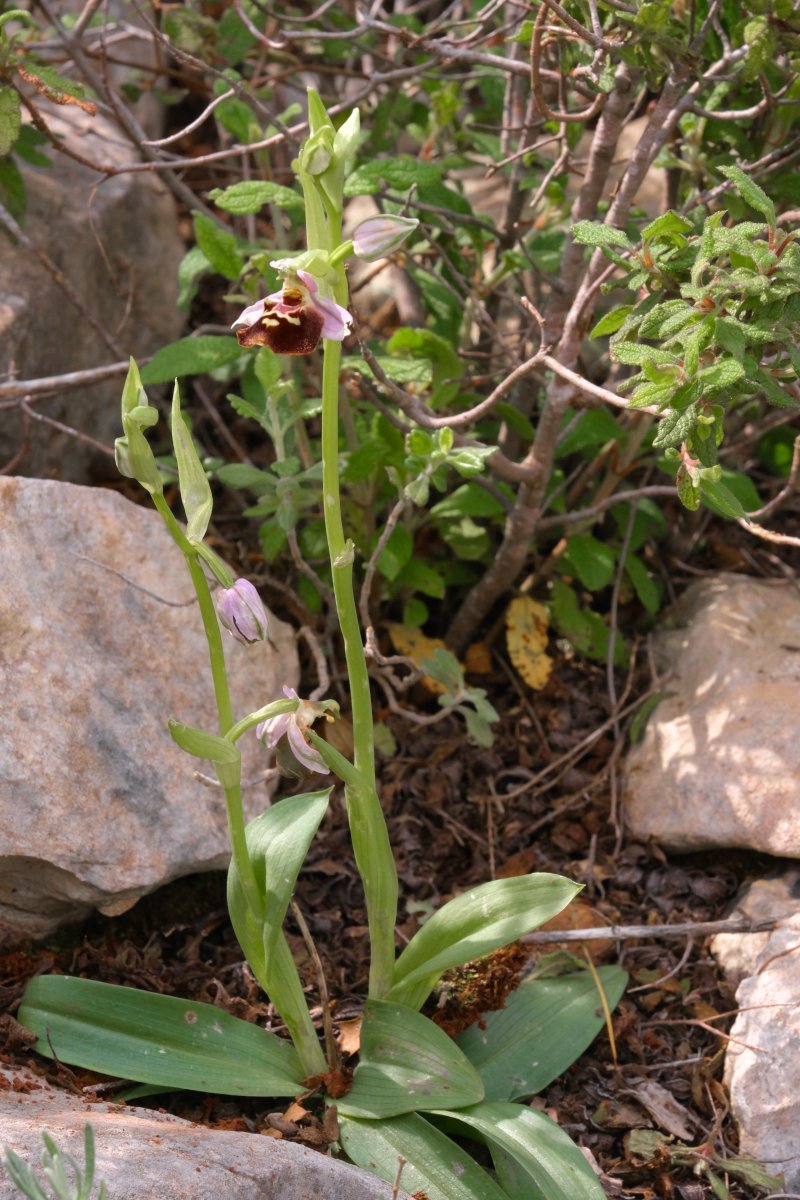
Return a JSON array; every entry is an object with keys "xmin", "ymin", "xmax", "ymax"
[
  {"xmin": 216, "ymin": 579, "xmax": 269, "ymax": 645},
  {"xmin": 352, "ymin": 215, "xmax": 419, "ymax": 261}
]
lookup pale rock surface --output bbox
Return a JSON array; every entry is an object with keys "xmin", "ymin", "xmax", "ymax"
[
  {"xmin": 0, "ymin": 477, "xmax": 298, "ymax": 941},
  {"xmin": 624, "ymin": 575, "xmax": 800, "ymax": 855},
  {"xmin": 0, "ymin": 1066, "xmax": 410, "ymax": 1200},
  {"xmin": 712, "ymin": 873, "xmax": 800, "ymax": 1189},
  {"xmin": 0, "ymin": 105, "xmax": 184, "ymax": 482}
]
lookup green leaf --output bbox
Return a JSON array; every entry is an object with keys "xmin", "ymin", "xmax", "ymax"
[
  {"xmin": 388, "ymin": 875, "xmax": 581, "ymax": 1010},
  {"xmin": 171, "ymin": 381, "xmax": 212, "ymax": 543},
  {"xmin": 571, "ymin": 221, "xmax": 633, "ymax": 251},
  {"xmin": 720, "ymin": 1156, "xmax": 785, "ymax": 1191},
  {"xmin": 430, "ymin": 483, "xmax": 506, "ymax": 521},
  {"xmin": 624, "ymin": 554, "xmax": 661, "ymax": 614},
  {"xmin": 612, "ymin": 343, "xmax": 677, "ymax": 367},
  {"xmin": 388, "ymin": 327, "xmax": 463, "ymax": 383},
  {"xmin": 754, "ymin": 369, "xmax": 797, "ymax": 407},
  {"xmin": 652, "ymin": 404, "xmax": 697, "ymax": 449},
  {"xmin": 209, "ymin": 180, "xmax": 304, "ymax": 214},
  {"xmin": 177, "ymin": 245, "xmax": 211, "ymax": 312},
  {"xmin": 0, "ymin": 155, "xmax": 25, "ymax": 219},
  {"xmin": 549, "ymin": 579, "xmax": 627, "ymax": 667},
  {"xmin": 719, "ymin": 165, "xmax": 776, "ymax": 228},
  {"xmin": 140, "ymin": 336, "xmax": 243, "ymax": 384},
  {"xmin": 556, "ymin": 409, "xmax": 623, "ymax": 458},
  {"xmin": 589, "ymin": 305, "xmax": 633, "ymax": 339},
  {"xmin": 641, "ymin": 210, "xmax": 693, "ymax": 245},
  {"xmin": 395, "ymin": 558, "xmax": 446, "ymax": 599},
  {"xmin": 227, "ymin": 792, "xmax": 330, "ymax": 1013},
  {"xmin": 376, "ymin": 524, "xmax": 413, "ymax": 581},
  {"xmin": 18, "ymin": 976, "xmax": 303, "ymax": 1096},
  {"xmin": 216, "ymin": 463, "xmax": 276, "ymax": 491},
  {"xmin": 168, "ymin": 720, "xmax": 241, "ymax": 789},
  {"xmin": 756, "ymin": 426, "xmax": 800, "ymax": 476},
  {"xmin": 344, "ymin": 155, "xmax": 443, "ymax": 196},
  {"xmin": 339, "ymin": 1112, "xmax": 510, "ymax": 1200},
  {"xmin": 697, "ymin": 357, "xmax": 745, "ymax": 392},
  {"xmin": 713, "ymin": 318, "xmax": 746, "ymax": 362},
  {"xmin": 676, "ymin": 465, "xmax": 701, "ymax": 511},
  {"xmin": 701, "ymin": 471, "xmax": 759, "ymax": 519},
  {"xmin": 338, "ymin": 1000, "xmax": 485, "ymax": 1118},
  {"xmin": 192, "ymin": 212, "xmax": 244, "ymax": 281},
  {"xmin": 563, "ymin": 534, "xmax": 616, "ymax": 591},
  {"xmin": 0, "ymin": 86, "xmax": 21, "ymax": 157},
  {"xmin": 435, "ymin": 1102, "xmax": 604, "ymax": 1200},
  {"xmin": 457, "ymin": 968, "xmax": 627, "ymax": 1101}
]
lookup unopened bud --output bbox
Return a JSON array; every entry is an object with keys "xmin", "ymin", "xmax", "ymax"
[
  {"xmin": 216, "ymin": 579, "xmax": 269, "ymax": 645},
  {"xmin": 352, "ymin": 215, "xmax": 419, "ymax": 261}
]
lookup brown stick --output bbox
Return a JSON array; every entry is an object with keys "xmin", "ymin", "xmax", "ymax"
[{"xmin": 522, "ymin": 916, "xmax": 778, "ymax": 945}]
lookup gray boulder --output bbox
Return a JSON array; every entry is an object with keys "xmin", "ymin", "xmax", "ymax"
[
  {"xmin": 0, "ymin": 1066, "xmax": 410, "ymax": 1200},
  {"xmin": 0, "ymin": 477, "xmax": 298, "ymax": 940},
  {"xmin": 624, "ymin": 575, "xmax": 800, "ymax": 855}
]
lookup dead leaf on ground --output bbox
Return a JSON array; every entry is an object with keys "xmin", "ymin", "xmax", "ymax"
[
  {"xmin": 625, "ymin": 1078, "xmax": 696, "ymax": 1141},
  {"xmin": 336, "ymin": 1015, "xmax": 362, "ymax": 1057},
  {"xmin": 505, "ymin": 596, "xmax": 553, "ymax": 691},
  {"xmin": 386, "ymin": 624, "xmax": 459, "ymax": 694}
]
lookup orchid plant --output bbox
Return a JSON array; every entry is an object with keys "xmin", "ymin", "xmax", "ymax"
[{"xmin": 18, "ymin": 94, "xmax": 626, "ymax": 1200}]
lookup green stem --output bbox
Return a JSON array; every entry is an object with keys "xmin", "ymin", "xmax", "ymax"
[
  {"xmin": 152, "ymin": 494, "xmax": 263, "ymax": 919},
  {"xmin": 320, "ymin": 337, "xmax": 398, "ymax": 998}
]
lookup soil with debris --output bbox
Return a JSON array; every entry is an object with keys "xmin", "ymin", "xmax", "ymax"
[{"xmin": 1, "ymin": 580, "xmax": 795, "ymax": 1199}]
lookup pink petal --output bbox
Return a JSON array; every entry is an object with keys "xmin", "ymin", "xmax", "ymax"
[
  {"xmin": 287, "ymin": 722, "xmax": 329, "ymax": 774},
  {"xmin": 258, "ymin": 712, "xmax": 291, "ymax": 748},
  {"xmin": 296, "ymin": 270, "xmax": 319, "ymax": 296},
  {"xmin": 231, "ymin": 299, "xmax": 265, "ymax": 330},
  {"xmin": 315, "ymin": 296, "xmax": 353, "ymax": 341}
]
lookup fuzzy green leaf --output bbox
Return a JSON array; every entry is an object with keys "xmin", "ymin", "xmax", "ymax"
[
  {"xmin": 719, "ymin": 165, "xmax": 776, "ymax": 227},
  {"xmin": 0, "ymin": 86, "xmax": 21, "ymax": 156},
  {"xmin": 141, "ymin": 336, "xmax": 243, "ymax": 384},
  {"xmin": 192, "ymin": 212, "xmax": 244, "ymax": 281},
  {"xmin": 209, "ymin": 180, "xmax": 304, "ymax": 214},
  {"xmin": 589, "ymin": 305, "xmax": 633, "ymax": 339}
]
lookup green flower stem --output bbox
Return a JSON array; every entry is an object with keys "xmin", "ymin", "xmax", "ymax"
[
  {"xmin": 152, "ymin": 494, "xmax": 326, "ymax": 1066},
  {"xmin": 151, "ymin": 495, "xmax": 261, "ymax": 917},
  {"xmin": 320, "ymin": 338, "xmax": 398, "ymax": 999}
]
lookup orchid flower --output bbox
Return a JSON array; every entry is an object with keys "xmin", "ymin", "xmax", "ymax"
[
  {"xmin": 256, "ymin": 686, "xmax": 330, "ymax": 774},
  {"xmin": 232, "ymin": 264, "xmax": 351, "ymax": 356},
  {"xmin": 215, "ymin": 579, "xmax": 269, "ymax": 645}
]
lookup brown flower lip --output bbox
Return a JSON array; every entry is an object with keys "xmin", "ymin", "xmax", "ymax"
[{"xmin": 232, "ymin": 268, "xmax": 352, "ymax": 356}]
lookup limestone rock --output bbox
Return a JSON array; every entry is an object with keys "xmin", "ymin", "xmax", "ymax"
[
  {"xmin": 0, "ymin": 1066, "xmax": 410, "ymax": 1200},
  {"xmin": 0, "ymin": 477, "xmax": 299, "ymax": 940},
  {"xmin": 713, "ymin": 874, "xmax": 800, "ymax": 1189},
  {"xmin": 624, "ymin": 575, "xmax": 800, "ymax": 855},
  {"xmin": 0, "ymin": 105, "xmax": 184, "ymax": 482},
  {"xmin": 712, "ymin": 870, "xmax": 800, "ymax": 983}
]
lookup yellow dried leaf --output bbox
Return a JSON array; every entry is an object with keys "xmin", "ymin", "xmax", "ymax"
[
  {"xmin": 505, "ymin": 596, "xmax": 553, "ymax": 691},
  {"xmin": 386, "ymin": 624, "xmax": 450, "ymax": 694},
  {"xmin": 464, "ymin": 641, "xmax": 492, "ymax": 675}
]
